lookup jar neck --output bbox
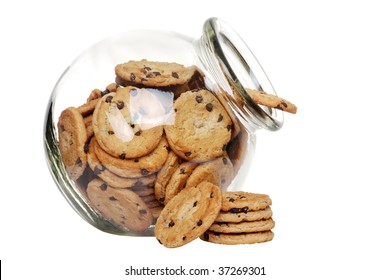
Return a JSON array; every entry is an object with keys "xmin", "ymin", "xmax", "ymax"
[{"xmin": 193, "ymin": 18, "xmax": 284, "ymax": 133}]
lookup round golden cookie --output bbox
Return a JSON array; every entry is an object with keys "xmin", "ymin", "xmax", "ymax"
[
  {"xmin": 86, "ymin": 178, "xmax": 153, "ymax": 232},
  {"xmin": 154, "ymin": 151, "xmax": 182, "ymax": 204},
  {"xmin": 155, "ymin": 181, "xmax": 222, "ymax": 248},
  {"xmin": 87, "ymin": 137, "xmax": 156, "ymax": 188},
  {"xmin": 246, "ymin": 88, "xmax": 297, "ymax": 114},
  {"xmin": 208, "ymin": 218, "xmax": 275, "ymax": 233},
  {"xmin": 115, "ymin": 59, "xmax": 199, "ymax": 88},
  {"xmin": 221, "ymin": 192, "xmax": 272, "ymax": 212},
  {"xmin": 164, "ymin": 161, "xmax": 198, "ymax": 204},
  {"xmin": 186, "ymin": 155, "xmax": 234, "ymax": 191},
  {"xmin": 93, "ymin": 86, "xmax": 163, "ymax": 159},
  {"xmin": 215, "ymin": 206, "xmax": 273, "ymax": 223},
  {"xmin": 164, "ymin": 89, "xmax": 232, "ymax": 162},
  {"xmin": 93, "ymin": 135, "xmax": 169, "ymax": 178},
  {"xmin": 201, "ymin": 230, "xmax": 274, "ymax": 245},
  {"xmin": 57, "ymin": 107, "xmax": 88, "ymax": 181}
]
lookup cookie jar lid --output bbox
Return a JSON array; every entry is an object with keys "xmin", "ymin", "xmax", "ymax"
[{"xmin": 201, "ymin": 17, "xmax": 284, "ymax": 131}]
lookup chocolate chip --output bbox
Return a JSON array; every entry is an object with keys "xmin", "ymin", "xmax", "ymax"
[
  {"xmin": 109, "ymin": 196, "xmax": 117, "ymax": 201},
  {"xmin": 108, "ymin": 130, "xmax": 114, "ymax": 135},
  {"xmin": 141, "ymin": 169, "xmax": 149, "ymax": 175},
  {"xmin": 229, "ymin": 198, "xmax": 235, "ymax": 202},
  {"xmin": 60, "ymin": 124, "xmax": 65, "ymax": 132},
  {"xmin": 203, "ymin": 232, "xmax": 209, "ymax": 241},
  {"xmin": 134, "ymin": 158, "xmax": 139, "ymax": 163},
  {"xmin": 179, "ymin": 168, "xmax": 185, "ymax": 174},
  {"xmin": 119, "ymin": 153, "xmax": 126, "ymax": 159},
  {"xmin": 138, "ymin": 107, "xmax": 146, "ymax": 115},
  {"xmin": 242, "ymin": 206, "xmax": 249, "ymax": 213},
  {"xmin": 197, "ymin": 220, "xmax": 203, "ymax": 226},
  {"xmin": 217, "ymin": 114, "xmax": 223, "ymax": 122},
  {"xmin": 193, "ymin": 201, "xmax": 198, "ymax": 207},
  {"xmin": 135, "ymin": 131, "xmax": 141, "ymax": 136},
  {"xmin": 116, "ymin": 101, "xmax": 124, "ymax": 110},
  {"xmin": 210, "ymin": 192, "xmax": 214, "ymax": 198},
  {"xmin": 227, "ymin": 124, "xmax": 232, "ymax": 131},
  {"xmin": 76, "ymin": 157, "xmax": 82, "ymax": 166},
  {"xmin": 222, "ymin": 157, "xmax": 228, "ymax": 165},
  {"xmin": 130, "ymin": 124, "xmax": 135, "ymax": 128},
  {"xmin": 144, "ymin": 66, "xmax": 152, "ymax": 71},
  {"xmin": 130, "ymin": 73, "xmax": 136, "ymax": 81},
  {"xmin": 101, "ymin": 89, "xmax": 109, "ymax": 96},
  {"xmin": 139, "ymin": 209, "xmax": 147, "ymax": 215},
  {"xmin": 172, "ymin": 72, "xmax": 179, "ymax": 79},
  {"xmin": 184, "ymin": 152, "xmax": 192, "ymax": 157},
  {"xmin": 83, "ymin": 143, "xmax": 89, "ymax": 153},
  {"xmin": 168, "ymin": 220, "xmax": 175, "ymax": 227},
  {"xmin": 146, "ymin": 73, "xmax": 154, "ymax": 78},
  {"xmin": 195, "ymin": 95, "xmax": 203, "ymax": 103},
  {"xmin": 153, "ymin": 71, "xmax": 161, "ymax": 76},
  {"xmin": 182, "ymin": 236, "xmax": 186, "ymax": 240},
  {"xmin": 205, "ymin": 103, "xmax": 213, "ymax": 112},
  {"xmin": 130, "ymin": 89, "xmax": 138, "ymax": 96},
  {"xmin": 281, "ymin": 100, "xmax": 288, "ymax": 107},
  {"xmin": 230, "ymin": 206, "xmax": 249, "ymax": 213},
  {"xmin": 93, "ymin": 166, "xmax": 102, "ymax": 175},
  {"xmin": 105, "ymin": 96, "xmax": 113, "ymax": 103},
  {"xmin": 100, "ymin": 183, "xmax": 108, "ymax": 191}
]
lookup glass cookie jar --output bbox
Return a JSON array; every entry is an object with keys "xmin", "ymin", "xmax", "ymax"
[{"xmin": 44, "ymin": 17, "xmax": 284, "ymax": 236}]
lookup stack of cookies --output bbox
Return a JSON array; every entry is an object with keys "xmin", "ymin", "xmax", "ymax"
[
  {"xmin": 201, "ymin": 192, "xmax": 275, "ymax": 245},
  {"xmin": 57, "ymin": 59, "xmax": 295, "ymax": 240}
]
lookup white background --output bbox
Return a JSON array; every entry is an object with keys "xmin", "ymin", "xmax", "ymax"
[{"xmin": 1, "ymin": 0, "xmax": 388, "ymax": 279}]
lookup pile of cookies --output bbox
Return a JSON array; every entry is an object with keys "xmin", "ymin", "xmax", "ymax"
[
  {"xmin": 201, "ymin": 191, "xmax": 275, "ymax": 245},
  {"xmin": 57, "ymin": 59, "xmax": 295, "ymax": 244}
]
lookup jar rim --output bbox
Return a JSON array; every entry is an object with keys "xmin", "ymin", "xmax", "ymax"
[{"xmin": 202, "ymin": 17, "xmax": 284, "ymax": 131}]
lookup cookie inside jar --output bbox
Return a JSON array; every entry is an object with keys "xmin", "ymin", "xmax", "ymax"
[{"xmin": 57, "ymin": 59, "xmax": 249, "ymax": 234}]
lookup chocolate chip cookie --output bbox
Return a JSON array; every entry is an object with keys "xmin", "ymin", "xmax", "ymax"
[
  {"xmin": 164, "ymin": 89, "xmax": 232, "ymax": 162},
  {"xmin": 155, "ymin": 181, "xmax": 222, "ymax": 248},
  {"xmin": 58, "ymin": 107, "xmax": 88, "ymax": 181}
]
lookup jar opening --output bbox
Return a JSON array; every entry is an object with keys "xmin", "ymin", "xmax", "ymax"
[{"xmin": 201, "ymin": 17, "xmax": 284, "ymax": 131}]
